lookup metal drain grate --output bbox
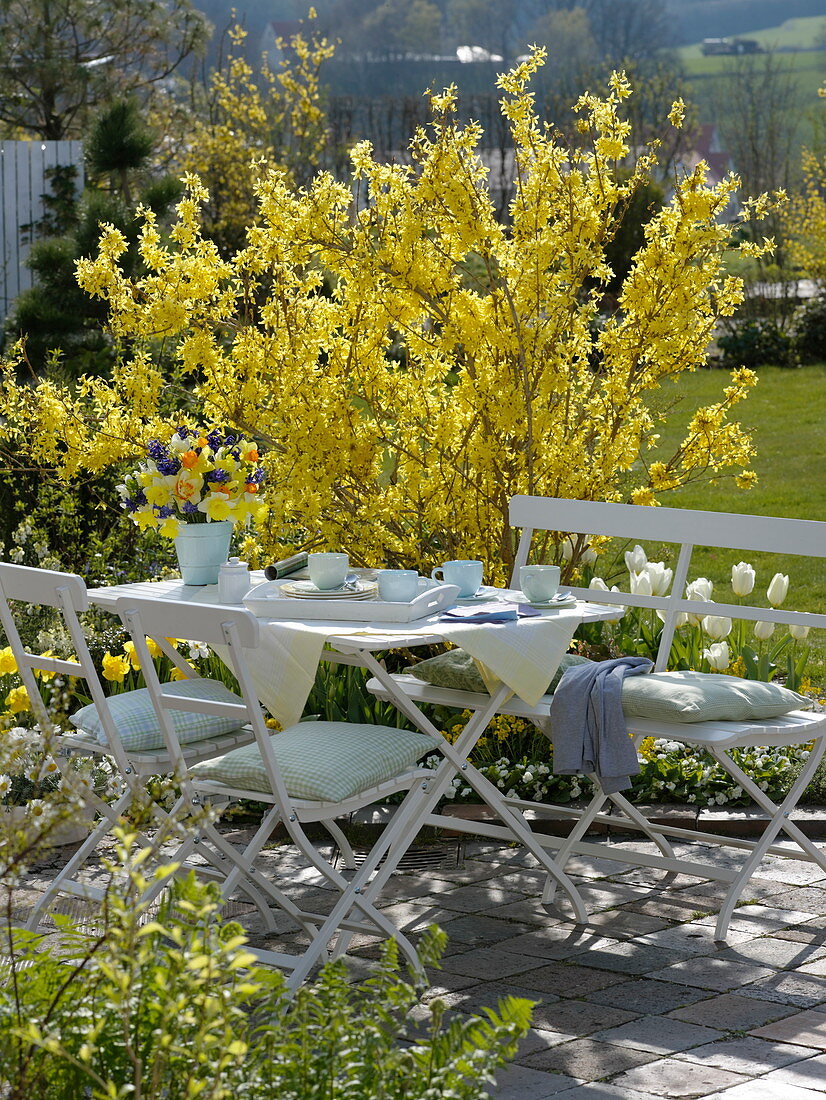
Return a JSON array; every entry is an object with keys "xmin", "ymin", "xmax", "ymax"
[{"xmin": 343, "ymin": 843, "xmax": 455, "ymax": 874}]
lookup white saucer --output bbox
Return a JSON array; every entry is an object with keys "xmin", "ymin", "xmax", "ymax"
[
  {"xmin": 281, "ymin": 579, "xmax": 378, "ymax": 599},
  {"xmin": 524, "ymin": 593, "xmax": 577, "ymax": 609},
  {"xmin": 456, "ymin": 587, "xmax": 501, "ymax": 604}
]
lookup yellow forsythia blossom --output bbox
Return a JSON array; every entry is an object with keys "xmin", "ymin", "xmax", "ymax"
[{"xmin": 0, "ymin": 51, "xmax": 777, "ymax": 582}]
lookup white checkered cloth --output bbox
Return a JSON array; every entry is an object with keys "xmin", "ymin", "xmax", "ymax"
[{"xmin": 241, "ymin": 609, "xmax": 582, "ymax": 727}]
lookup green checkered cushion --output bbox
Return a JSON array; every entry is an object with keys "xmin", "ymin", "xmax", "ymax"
[
  {"xmin": 190, "ymin": 721, "xmax": 438, "ymax": 802},
  {"xmin": 70, "ymin": 679, "xmax": 247, "ymax": 752},
  {"xmin": 621, "ymin": 671, "xmax": 808, "ymax": 723},
  {"xmin": 407, "ymin": 649, "xmax": 593, "ymax": 695}
]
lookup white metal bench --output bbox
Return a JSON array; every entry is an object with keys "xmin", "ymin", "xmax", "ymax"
[{"xmin": 368, "ymin": 495, "xmax": 826, "ymax": 941}]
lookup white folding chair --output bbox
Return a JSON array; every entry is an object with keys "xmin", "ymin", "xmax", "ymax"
[
  {"xmin": 0, "ymin": 563, "xmax": 261, "ymax": 930},
  {"xmin": 114, "ymin": 594, "xmax": 442, "ymax": 988}
]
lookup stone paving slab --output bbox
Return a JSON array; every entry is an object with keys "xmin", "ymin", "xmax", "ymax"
[
  {"xmin": 750, "ymin": 1008, "xmax": 826, "ymax": 1049},
  {"xmin": 757, "ymin": 1052, "xmax": 826, "ymax": 1092},
  {"xmin": 670, "ymin": 992, "xmax": 798, "ymax": 1031},
  {"xmin": 609, "ymin": 1057, "xmax": 750, "ymax": 1097},
  {"xmin": 705, "ymin": 1081, "xmax": 825, "ymax": 1099},
  {"xmin": 520, "ymin": 1036, "xmax": 659, "ymax": 1079},
  {"xmin": 16, "ymin": 829, "xmax": 826, "ymax": 1098},
  {"xmin": 590, "ymin": 1014, "xmax": 725, "ymax": 1054},
  {"xmin": 673, "ymin": 1035, "xmax": 816, "ymax": 1074}
]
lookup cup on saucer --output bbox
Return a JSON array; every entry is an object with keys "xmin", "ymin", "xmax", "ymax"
[
  {"xmin": 519, "ymin": 564, "xmax": 560, "ymax": 604},
  {"xmin": 377, "ymin": 569, "xmax": 421, "ymax": 602},
  {"xmin": 308, "ymin": 552, "xmax": 349, "ymax": 591},
  {"xmin": 432, "ymin": 559, "xmax": 483, "ymax": 598}
]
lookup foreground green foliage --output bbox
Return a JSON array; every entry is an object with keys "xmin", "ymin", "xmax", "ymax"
[{"xmin": 0, "ymin": 843, "xmax": 532, "ymax": 1099}]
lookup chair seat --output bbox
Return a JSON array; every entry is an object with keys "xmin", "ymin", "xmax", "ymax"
[
  {"xmin": 70, "ymin": 678, "xmax": 249, "ymax": 752},
  {"xmin": 190, "ymin": 721, "xmax": 438, "ymax": 803}
]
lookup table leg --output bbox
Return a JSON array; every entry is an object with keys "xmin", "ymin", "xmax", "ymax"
[{"xmin": 349, "ymin": 649, "xmax": 589, "ymax": 924}]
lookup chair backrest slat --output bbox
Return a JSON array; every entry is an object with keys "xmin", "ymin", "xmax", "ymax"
[
  {"xmin": 0, "ymin": 562, "xmax": 134, "ymax": 774},
  {"xmin": 115, "ymin": 597, "xmax": 260, "ymax": 650},
  {"xmin": 116, "ymin": 596, "xmax": 295, "ymax": 812}
]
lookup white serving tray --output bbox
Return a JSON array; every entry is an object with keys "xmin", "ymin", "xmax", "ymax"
[{"xmin": 244, "ymin": 580, "xmax": 462, "ymax": 622}]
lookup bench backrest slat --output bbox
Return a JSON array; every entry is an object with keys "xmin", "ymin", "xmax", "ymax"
[
  {"xmin": 509, "ymin": 496, "xmax": 826, "ymax": 558},
  {"xmin": 508, "ymin": 495, "xmax": 826, "ymax": 673}
]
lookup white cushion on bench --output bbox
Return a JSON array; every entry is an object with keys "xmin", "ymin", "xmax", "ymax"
[{"xmin": 621, "ymin": 671, "xmax": 808, "ymax": 723}]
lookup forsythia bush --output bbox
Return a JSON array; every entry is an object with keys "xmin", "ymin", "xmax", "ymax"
[
  {"xmin": 180, "ymin": 20, "xmax": 334, "ymax": 255},
  {"xmin": 785, "ymin": 86, "xmax": 826, "ymax": 289},
  {"xmin": 0, "ymin": 51, "xmax": 782, "ymax": 577}
]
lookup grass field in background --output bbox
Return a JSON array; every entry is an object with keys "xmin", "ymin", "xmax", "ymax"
[
  {"xmin": 639, "ymin": 364, "xmax": 826, "ymax": 687},
  {"xmin": 679, "ymin": 16, "xmax": 825, "ymax": 59},
  {"xmin": 676, "ymin": 22, "xmax": 825, "ymax": 161}
]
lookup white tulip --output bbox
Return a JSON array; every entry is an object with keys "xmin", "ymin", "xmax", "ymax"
[
  {"xmin": 630, "ymin": 570, "xmax": 653, "ymax": 596},
  {"xmin": 657, "ymin": 610, "xmax": 690, "ymax": 628},
  {"xmin": 731, "ymin": 561, "xmax": 755, "ymax": 597},
  {"xmin": 702, "ymin": 614, "xmax": 733, "ymax": 639},
  {"xmin": 645, "ymin": 561, "xmax": 673, "ymax": 596},
  {"xmin": 790, "ymin": 623, "xmax": 810, "ymax": 641},
  {"xmin": 703, "ymin": 641, "xmax": 730, "ymax": 671},
  {"xmin": 753, "ymin": 620, "xmax": 775, "ymax": 641},
  {"xmin": 561, "ymin": 536, "xmax": 597, "ymax": 565},
  {"xmin": 625, "ymin": 544, "xmax": 648, "ymax": 575},
  {"xmin": 589, "ymin": 577, "xmax": 609, "ymax": 590},
  {"xmin": 581, "ymin": 544, "xmax": 598, "ymax": 566},
  {"xmin": 767, "ymin": 573, "xmax": 789, "ymax": 608},
  {"xmin": 685, "ymin": 577, "xmax": 713, "ymax": 624},
  {"xmin": 686, "ymin": 577, "xmax": 714, "ymax": 602}
]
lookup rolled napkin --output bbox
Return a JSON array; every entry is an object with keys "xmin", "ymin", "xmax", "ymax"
[{"xmin": 264, "ymin": 552, "xmax": 308, "ymax": 580}]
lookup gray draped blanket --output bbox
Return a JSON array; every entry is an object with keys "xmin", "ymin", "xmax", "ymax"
[{"xmin": 546, "ymin": 656, "xmax": 653, "ymax": 794}]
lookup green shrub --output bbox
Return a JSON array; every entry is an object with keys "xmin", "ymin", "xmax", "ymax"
[
  {"xmin": 715, "ymin": 318, "xmax": 798, "ymax": 370},
  {"xmin": 0, "ymin": 840, "xmax": 533, "ymax": 1099},
  {"xmin": 792, "ymin": 296, "xmax": 826, "ymax": 364}
]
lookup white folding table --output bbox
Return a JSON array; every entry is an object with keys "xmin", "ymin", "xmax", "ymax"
[{"xmin": 88, "ymin": 575, "xmax": 622, "ymax": 962}]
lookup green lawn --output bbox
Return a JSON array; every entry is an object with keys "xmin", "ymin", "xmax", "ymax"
[{"xmin": 640, "ymin": 364, "xmax": 826, "ymax": 687}]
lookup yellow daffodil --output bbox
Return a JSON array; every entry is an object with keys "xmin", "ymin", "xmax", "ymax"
[
  {"xmin": 4, "ymin": 686, "xmax": 31, "ymax": 714},
  {"xmin": 102, "ymin": 651, "xmax": 130, "ymax": 683},
  {"xmin": 122, "ymin": 640, "xmax": 142, "ymax": 671},
  {"xmin": 0, "ymin": 647, "xmax": 17, "ymax": 676},
  {"xmin": 198, "ymin": 494, "xmax": 234, "ymax": 522}
]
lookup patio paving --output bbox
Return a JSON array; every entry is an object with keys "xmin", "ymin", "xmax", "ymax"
[{"xmin": 18, "ymin": 827, "xmax": 826, "ymax": 1098}]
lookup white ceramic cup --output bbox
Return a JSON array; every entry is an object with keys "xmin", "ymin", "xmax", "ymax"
[
  {"xmin": 377, "ymin": 569, "xmax": 420, "ymax": 602},
  {"xmin": 519, "ymin": 564, "xmax": 561, "ymax": 603},
  {"xmin": 308, "ymin": 552, "xmax": 349, "ymax": 591},
  {"xmin": 431, "ymin": 559, "xmax": 483, "ymax": 598}
]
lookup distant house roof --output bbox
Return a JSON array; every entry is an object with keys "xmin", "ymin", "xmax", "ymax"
[{"xmin": 680, "ymin": 124, "xmax": 733, "ymax": 188}]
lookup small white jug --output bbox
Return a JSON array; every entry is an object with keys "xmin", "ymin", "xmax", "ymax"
[{"xmin": 218, "ymin": 557, "xmax": 251, "ymax": 604}]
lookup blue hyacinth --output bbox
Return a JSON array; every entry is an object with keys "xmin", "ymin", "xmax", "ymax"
[{"xmin": 155, "ymin": 457, "xmax": 181, "ymax": 476}]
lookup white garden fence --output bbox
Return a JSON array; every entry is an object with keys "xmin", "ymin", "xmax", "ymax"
[{"xmin": 0, "ymin": 140, "xmax": 84, "ymax": 324}]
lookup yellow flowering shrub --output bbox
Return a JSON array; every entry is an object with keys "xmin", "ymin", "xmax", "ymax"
[
  {"xmin": 0, "ymin": 52, "xmax": 781, "ymax": 579},
  {"xmin": 785, "ymin": 87, "xmax": 826, "ymax": 287},
  {"xmin": 180, "ymin": 21, "xmax": 334, "ymax": 254}
]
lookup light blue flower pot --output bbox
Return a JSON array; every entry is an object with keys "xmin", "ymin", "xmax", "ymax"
[{"xmin": 174, "ymin": 521, "xmax": 233, "ymax": 585}]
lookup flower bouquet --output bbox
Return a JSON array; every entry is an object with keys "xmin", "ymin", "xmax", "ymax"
[{"xmin": 118, "ymin": 427, "xmax": 266, "ymax": 584}]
